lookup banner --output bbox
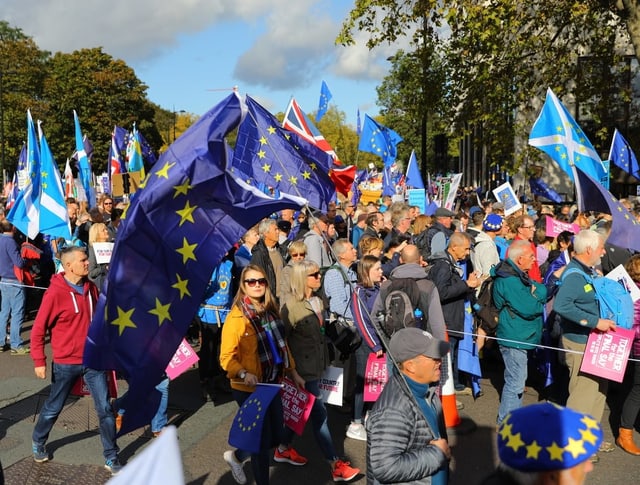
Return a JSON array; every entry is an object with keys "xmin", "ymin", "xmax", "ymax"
[
  {"xmin": 580, "ymin": 328, "xmax": 634, "ymax": 383},
  {"xmin": 93, "ymin": 242, "xmax": 115, "ymax": 264},
  {"xmin": 407, "ymin": 189, "xmax": 426, "ymax": 215},
  {"xmin": 544, "ymin": 216, "xmax": 580, "ymax": 238},
  {"xmin": 280, "ymin": 377, "xmax": 315, "ymax": 436},
  {"xmin": 318, "ymin": 366, "xmax": 343, "ymax": 406},
  {"xmin": 165, "ymin": 339, "xmax": 200, "ymax": 380},
  {"xmin": 364, "ymin": 353, "xmax": 388, "ymax": 402}
]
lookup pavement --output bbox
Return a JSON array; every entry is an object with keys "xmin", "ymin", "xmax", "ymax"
[{"xmin": 1, "ymin": 318, "xmax": 639, "ymax": 484}]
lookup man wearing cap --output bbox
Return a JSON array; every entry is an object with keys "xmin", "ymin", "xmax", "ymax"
[
  {"xmin": 424, "ymin": 207, "xmax": 456, "ymax": 257},
  {"xmin": 471, "ymin": 214, "xmax": 503, "ymax": 277},
  {"xmin": 481, "ymin": 402, "xmax": 601, "ymax": 485},
  {"xmin": 367, "ymin": 327, "xmax": 451, "ymax": 484}
]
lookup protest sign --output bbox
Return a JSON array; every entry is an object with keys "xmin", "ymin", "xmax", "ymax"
[
  {"xmin": 318, "ymin": 366, "xmax": 343, "ymax": 406},
  {"xmin": 280, "ymin": 378, "xmax": 315, "ymax": 435},
  {"xmin": 364, "ymin": 353, "xmax": 388, "ymax": 402},
  {"xmin": 580, "ymin": 328, "xmax": 634, "ymax": 383},
  {"xmin": 165, "ymin": 339, "xmax": 200, "ymax": 380}
]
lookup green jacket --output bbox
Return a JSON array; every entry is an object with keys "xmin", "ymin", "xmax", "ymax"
[{"xmin": 491, "ymin": 259, "xmax": 547, "ymax": 349}]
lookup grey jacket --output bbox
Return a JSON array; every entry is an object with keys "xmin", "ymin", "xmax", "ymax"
[{"xmin": 366, "ymin": 371, "xmax": 449, "ymax": 484}]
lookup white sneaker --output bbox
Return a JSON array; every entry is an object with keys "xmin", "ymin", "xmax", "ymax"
[
  {"xmin": 223, "ymin": 450, "xmax": 247, "ymax": 484},
  {"xmin": 346, "ymin": 422, "xmax": 367, "ymax": 441}
]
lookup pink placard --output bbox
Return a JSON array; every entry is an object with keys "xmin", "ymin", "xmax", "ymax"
[
  {"xmin": 364, "ymin": 353, "xmax": 388, "ymax": 402},
  {"xmin": 545, "ymin": 215, "xmax": 580, "ymax": 238},
  {"xmin": 580, "ymin": 328, "xmax": 634, "ymax": 383},
  {"xmin": 281, "ymin": 377, "xmax": 316, "ymax": 436},
  {"xmin": 165, "ymin": 339, "xmax": 200, "ymax": 380}
]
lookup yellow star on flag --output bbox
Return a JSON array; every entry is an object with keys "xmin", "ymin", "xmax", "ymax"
[
  {"xmin": 289, "ymin": 175, "xmax": 298, "ymax": 185},
  {"xmin": 302, "ymin": 171, "xmax": 311, "ymax": 180},
  {"xmin": 258, "ymin": 150, "xmax": 267, "ymax": 159},
  {"xmin": 267, "ymin": 126, "xmax": 276, "ymax": 135},
  {"xmin": 274, "ymin": 173, "xmax": 283, "ymax": 182},
  {"xmin": 176, "ymin": 200, "xmax": 197, "ymax": 226},
  {"xmin": 172, "ymin": 274, "xmax": 191, "ymax": 299},
  {"xmin": 261, "ymin": 162, "xmax": 271, "ymax": 172},
  {"xmin": 173, "ymin": 178, "xmax": 192, "ymax": 198},
  {"xmin": 176, "ymin": 237, "xmax": 197, "ymax": 264},
  {"xmin": 259, "ymin": 136, "xmax": 267, "ymax": 145},
  {"xmin": 309, "ymin": 162, "xmax": 317, "ymax": 170},
  {"xmin": 111, "ymin": 307, "xmax": 137, "ymax": 336},
  {"xmin": 155, "ymin": 161, "xmax": 176, "ymax": 179},
  {"xmin": 148, "ymin": 298, "xmax": 172, "ymax": 326}
]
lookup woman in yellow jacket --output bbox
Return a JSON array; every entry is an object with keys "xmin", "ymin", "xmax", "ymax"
[{"xmin": 220, "ymin": 264, "xmax": 305, "ymax": 485}]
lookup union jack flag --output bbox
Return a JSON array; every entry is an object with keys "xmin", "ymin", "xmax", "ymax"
[{"xmin": 283, "ymin": 98, "xmax": 338, "ymax": 162}]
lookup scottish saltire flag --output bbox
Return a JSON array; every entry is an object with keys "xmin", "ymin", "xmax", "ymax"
[
  {"xmin": 126, "ymin": 124, "xmax": 145, "ymax": 177},
  {"xmin": 609, "ymin": 128, "xmax": 640, "ymax": 179},
  {"xmin": 233, "ymin": 96, "xmax": 336, "ymax": 211},
  {"xmin": 109, "ymin": 127, "xmax": 124, "ymax": 177},
  {"xmin": 283, "ymin": 98, "xmax": 339, "ymax": 161},
  {"xmin": 8, "ymin": 110, "xmax": 41, "ymax": 239},
  {"xmin": 316, "ymin": 80, "xmax": 332, "ymax": 123},
  {"xmin": 38, "ymin": 122, "xmax": 71, "ymax": 239},
  {"xmin": 381, "ymin": 166, "xmax": 395, "ymax": 197},
  {"xmin": 405, "ymin": 150, "xmax": 424, "ymax": 189},
  {"xmin": 529, "ymin": 176, "xmax": 563, "ymax": 203},
  {"xmin": 572, "ymin": 164, "xmax": 640, "ymax": 252},
  {"xmin": 229, "ymin": 384, "xmax": 282, "ymax": 453},
  {"xmin": 83, "ymin": 92, "xmax": 306, "ymax": 434},
  {"xmin": 359, "ymin": 114, "xmax": 403, "ymax": 167},
  {"xmin": 64, "ymin": 159, "xmax": 75, "ymax": 199},
  {"xmin": 356, "ymin": 109, "xmax": 361, "ymax": 137},
  {"xmin": 529, "ymin": 88, "xmax": 607, "ymax": 185},
  {"xmin": 73, "ymin": 111, "xmax": 96, "ymax": 208}
]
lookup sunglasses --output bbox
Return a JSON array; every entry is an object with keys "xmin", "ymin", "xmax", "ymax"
[
  {"xmin": 244, "ymin": 278, "xmax": 267, "ymax": 287},
  {"xmin": 291, "ymin": 253, "xmax": 306, "ymax": 257},
  {"xmin": 307, "ymin": 271, "xmax": 321, "ymax": 279}
]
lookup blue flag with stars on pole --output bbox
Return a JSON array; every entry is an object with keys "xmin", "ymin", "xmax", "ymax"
[
  {"xmin": 315, "ymin": 80, "xmax": 332, "ymax": 123},
  {"xmin": 83, "ymin": 92, "xmax": 307, "ymax": 435},
  {"xmin": 529, "ymin": 88, "xmax": 607, "ymax": 186},
  {"xmin": 405, "ymin": 150, "xmax": 424, "ymax": 189},
  {"xmin": 229, "ymin": 384, "xmax": 282, "ymax": 453},
  {"xmin": 358, "ymin": 114, "xmax": 403, "ymax": 167},
  {"xmin": 609, "ymin": 128, "xmax": 640, "ymax": 179},
  {"xmin": 73, "ymin": 111, "xmax": 96, "ymax": 208}
]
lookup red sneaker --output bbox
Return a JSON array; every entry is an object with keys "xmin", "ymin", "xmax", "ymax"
[
  {"xmin": 273, "ymin": 447, "xmax": 308, "ymax": 466},
  {"xmin": 332, "ymin": 459, "xmax": 359, "ymax": 482}
]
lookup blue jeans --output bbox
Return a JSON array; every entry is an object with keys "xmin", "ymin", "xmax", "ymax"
[
  {"xmin": 497, "ymin": 346, "xmax": 528, "ymax": 424},
  {"xmin": 0, "ymin": 281, "xmax": 25, "ymax": 349},
  {"xmin": 151, "ymin": 378, "xmax": 169, "ymax": 433},
  {"xmin": 282, "ymin": 379, "xmax": 337, "ymax": 461},
  {"xmin": 33, "ymin": 363, "xmax": 119, "ymax": 461}
]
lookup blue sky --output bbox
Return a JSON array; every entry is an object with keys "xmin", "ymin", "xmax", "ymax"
[{"xmin": 5, "ymin": 0, "xmax": 408, "ymax": 129}]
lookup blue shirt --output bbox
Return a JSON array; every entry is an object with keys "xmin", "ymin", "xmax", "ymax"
[{"xmin": 323, "ymin": 263, "xmax": 356, "ymax": 320}]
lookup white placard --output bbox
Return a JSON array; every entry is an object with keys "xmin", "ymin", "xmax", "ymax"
[
  {"xmin": 492, "ymin": 181, "xmax": 522, "ymax": 216},
  {"xmin": 606, "ymin": 264, "xmax": 640, "ymax": 302},
  {"xmin": 318, "ymin": 366, "xmax": 344, "ymax": 406},
  {"xmin": 93, "ymin": 242, "xmax": 114, "ymax": 264}
]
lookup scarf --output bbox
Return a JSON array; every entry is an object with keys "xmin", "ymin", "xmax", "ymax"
[{"xmin": 241, "ymin": 296, "xmax": 289, "ymax": 383}]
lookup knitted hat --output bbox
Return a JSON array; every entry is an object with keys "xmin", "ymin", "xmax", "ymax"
[
  {"xmin": 497, "ymin": 402, "xmax": 602, "ymax": 472},
  {"xmin": 483, "ymin": 214, "xmax": 503, "ymax": 232}
]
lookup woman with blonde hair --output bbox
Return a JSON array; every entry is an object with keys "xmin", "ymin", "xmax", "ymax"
[{"xmin": 87, "ymin": 222, "xmax": 111, "ymax": 292}]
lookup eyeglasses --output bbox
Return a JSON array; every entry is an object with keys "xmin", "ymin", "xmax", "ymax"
[
  {"xmin": 104, "ymin": 202, "xmax": 113, "ymax": 206},
  {"xmin": 290, "ymin": 252, "xmax": 306, "ymax": 258},
  {"xmin": 307, "ymin": 271, "xmax": 321, "ymax": 279},
  {"xmin": 244, "ymin": 278, "xmax": 267, "ymax": 287}
]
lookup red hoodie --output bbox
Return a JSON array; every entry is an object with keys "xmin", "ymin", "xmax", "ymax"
[{"xmin": 31, "ymin": 273, "xmax": 99, "ymax": 368}]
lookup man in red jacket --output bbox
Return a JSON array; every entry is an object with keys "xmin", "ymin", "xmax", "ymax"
[{"xmin": 30, "ymin": 246, "xmax": 122, "ymax": 475}]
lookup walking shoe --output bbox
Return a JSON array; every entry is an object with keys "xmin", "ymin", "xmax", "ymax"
[
  {"xmin": 273, "ymin": 446, "xmax": 308, "ymax": 465},
  {"xmin": 32, "ymin": 443, "xmax": 49, "ymax": 463},
  {"xmin": 346, "ymin": 422, "xmax": 367, "ymax": 441},
  {"xmin": 11, "ymin": 346, "xmax": 30, "ymax": 355},
  {"xmin": 104, "ymin": 458, "xmax": 123, "ymax": 475},
  {"xmin": 599, "ymin": 440, "xmax": 616, "ymax": 453},
  {"xmin": 223, "ymin": 450, "xmax": 247, "ymax": 484},
  {"xmin": 332, "ymin": 459, "xmax": 360, "ymax": 482},
  {"xmin": 0, "ymin": 343, "xmax": 9, "ymax": 352},
  {"xmin": 456, "ymin": 400, "xmax": 464, "ymax": 410},
  {"xmin": 455, "ymin": 386, "xmax": 473, "ymax": 396}
]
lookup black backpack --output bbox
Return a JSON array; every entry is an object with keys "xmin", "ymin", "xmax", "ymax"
[
  {"xmin": 378, "ymin": 278, "xmax": 429, "ymax": 338},
  {"xmin": 473, "ymin": 276, "xmax": 499, "ymax": 335}
]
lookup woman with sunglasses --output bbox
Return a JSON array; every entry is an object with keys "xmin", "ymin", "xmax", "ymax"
[
  {"xmin": 220, "ymin": 265, "xmax": 305, "ymax": 485},
  {"xmin": 280, "ymin": 260, "xmax": 360, "ymax": 482}
]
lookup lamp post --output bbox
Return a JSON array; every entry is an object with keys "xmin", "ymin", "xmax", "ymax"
[{"xmin": 172, "ymin": 108, "xmax": 186, "ymax": 143}]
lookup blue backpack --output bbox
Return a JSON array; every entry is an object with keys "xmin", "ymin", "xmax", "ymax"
[{"xmin": 560, "ymin": 267, "xmax": 633, "ymax": 329}]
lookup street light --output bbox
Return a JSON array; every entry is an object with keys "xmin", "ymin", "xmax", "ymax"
[{"xmin": 172, "ymin": 108, "xmax": 186, "ymax": 143}]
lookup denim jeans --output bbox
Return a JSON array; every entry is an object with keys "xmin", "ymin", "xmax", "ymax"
[
  {"xmin": 0, "ymin": 281, "xmax": 25, "ymax": 349},
  {"xmin": 33, "ymin": 363, "xmax": 119, "ymax": 461},
  {"xmin": 282, "ymin": 379, "xmax": 337, "ymax": 461},
  {"xmin": 151, "ymin": 378, "xmax": 169, "ymax": 433},
  {"xmin": 497, "ymin": 346, "xmax": 528, "ymax": 424},
  {"xmin": 232, "ymin": 389, "xmax": 284, "ymax": 485}
]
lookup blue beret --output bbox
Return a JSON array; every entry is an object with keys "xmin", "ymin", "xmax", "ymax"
[
  {"xmin": 497, "ymin": 403, "xmax": 602, "ymax": 472},
  {"xmin": 483, "ymin": 214, "xmax": 503, "ymax": 232}
]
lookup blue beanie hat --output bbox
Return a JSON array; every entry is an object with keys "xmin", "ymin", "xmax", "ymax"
[
  {"xmin": 497, "ymin": 402, "xmax": 602, "ymax": 472},
  {"xmin": 482, "ymin": 214, "xmax": 503, "ymax": 232}
]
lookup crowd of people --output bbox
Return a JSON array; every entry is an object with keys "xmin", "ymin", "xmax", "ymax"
[{"xmin": 2, "ymin": 188, "xmax": 640, "ymax": 484}]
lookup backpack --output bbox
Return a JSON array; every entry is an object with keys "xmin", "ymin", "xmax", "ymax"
[
  {"xmin": 560, "ymin": 267, "xmax": 634, "ymax": 329},
  {"xmin": 378, "ymin": 278, "xmax": 429, "ymax": 338},
  {"xmin": 473, "ymin": 276, "xmax": 500, "ymax": 335}
]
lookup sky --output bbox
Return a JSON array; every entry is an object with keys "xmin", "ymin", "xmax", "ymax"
[{"xmin": 4, "ymin": 0, "xmax": 408, "ymax": 130}]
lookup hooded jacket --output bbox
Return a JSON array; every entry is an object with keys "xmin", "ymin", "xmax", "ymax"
[{"xmin": 31, "ymin": 273, "xmax": 99, "ymax": 368}]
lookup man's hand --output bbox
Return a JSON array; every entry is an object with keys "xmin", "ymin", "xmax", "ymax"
[
  {"xmin": 596, "ymin": 318, "xmax": 616, "ymax": 332},
  {"xmin": 34, "ymin": 366, "xmax": 46, "ymax": 379},
  {"xmin": 431, "ymin": 438, "xmax": 451, "ymax": 461}
]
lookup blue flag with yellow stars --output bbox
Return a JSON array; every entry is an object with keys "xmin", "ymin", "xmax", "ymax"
[
  {"xmin": 229, "ymin": 384, "xmax": 282, "ymax": 453},
  {"xmin": 572, "ymin": 164, "xmax": 640, "ymax": 252},
  {"xmin": 358, "ymin": 114, "xmax": 403, "ymax": 167},
  {"xmin": 609, "ymin": 128, "xmax": 640, "ymax": 179},
  {"xmin": 83, "ymin": 92, "xmax": 306, "ymax": 434},
  {"xmin": 232, "ymin": 95, "xmax": 336, "ymax": 212},
  {"xmin": 316, "ymin": 80, "xmax": 332, "ymax": 123}
]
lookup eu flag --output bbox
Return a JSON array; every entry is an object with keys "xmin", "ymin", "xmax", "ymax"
[
  {"xmin": 609, "ymin": 128, "xmax": 640, "ymax": 179},
  {"xmin": 381, "ymin": 166, "xmax": 395, "ymax": 197},
  {"xmin": 572, "ymin": 164, "xmax": 640, "ymax": 252},
  {"xmin": 232, "ymin": 96, "xmax": 336, "ymax": 211},
  {"xmin": 316, "ymin": 80, "xmax": 332, "ymax": 123},
  {"xmin": 405, "ymin": 150, "xmax": 424, "ymax": 189},
  {"xmin": 228, "ymin": 384, "xmax": 282, "ymax": 453},
  {"xmin": 358, "ymin": 114, "xmax": 403, "ymax": 167},
  {"xmin": 73, "ymin": 111, "xmax": 96, "ymax": 208},
  {"xmin": 83, "ymin": 92, "xmax": 306, "ymax": 434},
  {"xmin": 529, "ymin": 88, "xmax": 607, "ymax": 185},
  {"xmin": 529, "ymin": 176, "xmax": 563, "ymax": 203}
]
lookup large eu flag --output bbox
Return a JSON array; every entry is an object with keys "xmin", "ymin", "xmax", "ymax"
[
  {"xmin": 83, "ymin": 93, "xmax": 306, "ymax": 434},
  {"xmin": 358, "ymin": 114, "xmax": 403, "ymax": 167}
]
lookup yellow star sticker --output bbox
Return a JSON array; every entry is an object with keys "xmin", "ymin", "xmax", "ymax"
[
  {"xmin": 580, "ymin": 416, "xmax": 599, "ymax": 430},
  {"xmin": 274, "ymin": 173, "xmax": 283, "ymax": 182},
  {"xmin": 579, "ymin": 428, "xmax": 598, "ymax": 446},
  {"xmin": 289, "ymin": 175, "xmax": 298, "ymax": 185},
  {"xmin": 176, "ymin": 237, "xmax": 197, "ymax": 264},
  {"xmin": 499, "ymin": 422, "xmax": 513, "ymax": 441},
  {"xmin": 111, "ymin": 307, "xmax": 137, "ymax": 336},
  {"xmin": 155, "ymin": 161, "xmax": 176, "ymax": 179},
  {"xmin": 258, "ymin": 150, "xmax": 267, "ymax": 159},
  {"xmin": 261, "ymin": 162, "xmax": 271, "ymax": 172},
  {"xmin": 172, "ymin": 274, "xmax": 191, "ymax": 299},
  {"xmin": 565, "ymin": 437, "xmax": 586, "ymax": 459},
  {"xmin": 506, "ymin": 432, "xmax": 525, "ymax": 452},
  {"xmin": 176, "ymin": 200, "xmax": 197, "ymax": 226},
  {"xmin": 526, "ymin": 440, "xmax": 542, "ymax": 459},
  {"xmin": 259, "ymin": 136, "xmax": 267, "ymax": 145},
  {"xmin": 148, "ymin": 298, "xmax": 172, "ymax": 326},
  {"xmin": 547, "ymin": 442, "xmax": 565, "ymax": 461},
  {"xmin": 267, "ymin": 126, "xmax": 276, "ymax": 135},
  {"xmin": 173, "ymin": 178, "xmax": 192, "ymax": 198},
  {"xmin": 302, "ymin": 170, "xmax": 311, "ymax": 180}
]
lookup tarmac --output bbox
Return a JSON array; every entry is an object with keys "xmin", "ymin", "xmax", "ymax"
[{"xmin": 1, "ymin": 316, "xmax": 639, "ymax": 484}]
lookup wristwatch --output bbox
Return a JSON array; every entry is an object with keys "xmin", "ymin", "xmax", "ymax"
[{"xmin": 238, "ymin": 370, "xmax": 247, "ymax": 380}]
